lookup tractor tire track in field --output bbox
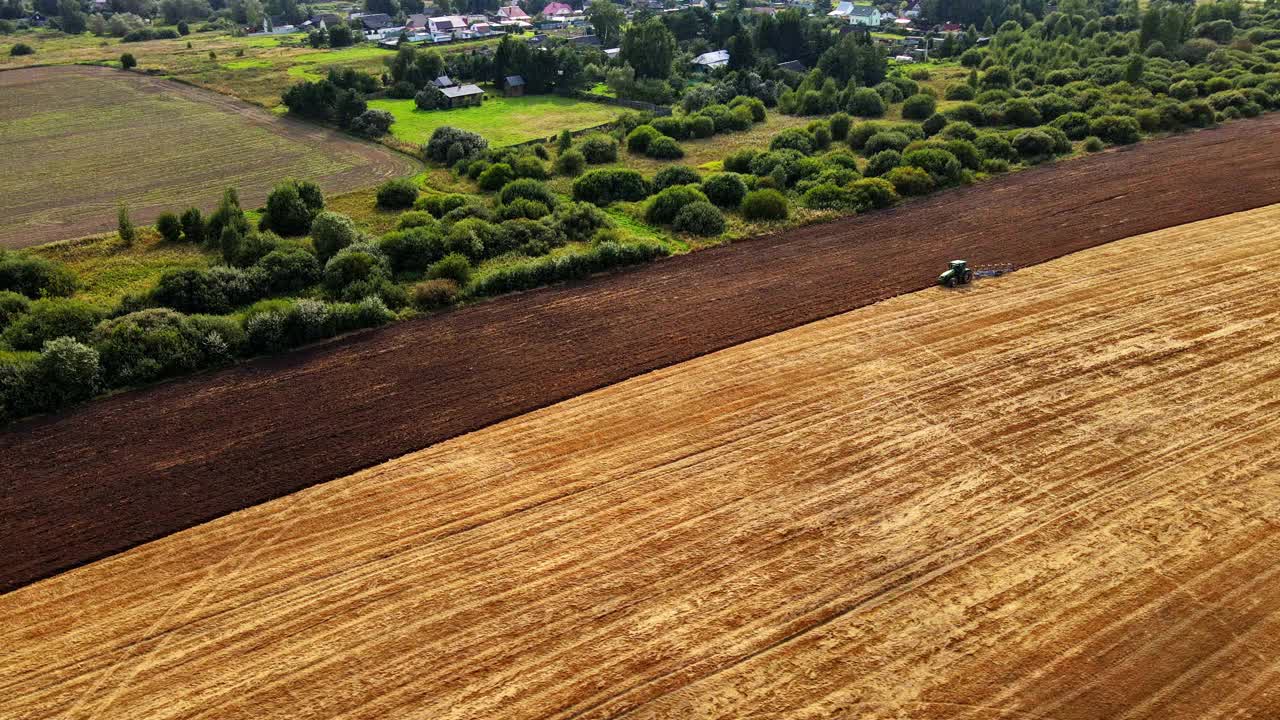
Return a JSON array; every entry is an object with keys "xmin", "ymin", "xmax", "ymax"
[
  {"xmin": 3, "ymin": 206, "xmax": 1280, "ymax": 719},
  {"xmin": 2, "ymin": 114, "xmax": 1280, "ymax": 594}
]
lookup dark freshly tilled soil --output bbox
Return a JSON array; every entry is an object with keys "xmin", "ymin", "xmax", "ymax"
[{"xmin": 3, "ymin": 115, "xmax": 1280, "ymax": 594}]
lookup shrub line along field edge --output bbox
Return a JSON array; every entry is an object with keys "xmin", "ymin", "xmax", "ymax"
[{"xmin": 1, "ymin": 113, "xmax": 1279, "ymax": 595}]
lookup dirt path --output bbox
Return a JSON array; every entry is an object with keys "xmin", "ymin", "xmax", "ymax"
[
  {"xmin": 4, "ymin": 205, "xmax": 1279, "ymax": 719},
  {"xmin": 0, "ymin": 66, "xmax": 417, "ymax": 248},
  {"xmin": 1, "ymin": 115, "xmax": 1280, "ymax": 594}
]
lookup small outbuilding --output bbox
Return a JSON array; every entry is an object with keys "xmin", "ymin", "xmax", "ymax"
[{"xmin": 503, "ymin": 75, "xmax": 526, "ymax": 96}]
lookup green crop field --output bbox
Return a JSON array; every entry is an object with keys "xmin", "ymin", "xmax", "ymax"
[
  {"xmin": 0, "ymin": 64, "xmax": 417, "ymax": 248},
  {"xmin": 369, "ymin": 95, "xmax": 626, "ymax": 147}
]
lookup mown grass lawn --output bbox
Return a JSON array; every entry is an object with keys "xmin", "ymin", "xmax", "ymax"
[{"xmin": 370, "ymin": 95, "xmax": 626, "ymax": 147}]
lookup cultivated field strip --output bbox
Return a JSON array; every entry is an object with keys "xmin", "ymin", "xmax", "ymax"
[
  {"xmin": 0, "ymin": 66, "xmax": 417, "ymax": 248},
  {"xmin": 5, "ymin": 114, "xmax": 1280, "ymax": 595},
  {"xmin": 4, "ymin": 206, "xmax": 1280, "ymax": 719}
]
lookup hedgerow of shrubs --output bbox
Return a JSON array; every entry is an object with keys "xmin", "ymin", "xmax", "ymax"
[{"xmin": 469, "ymin": 241, "xmax": 670, "ymax": 297}]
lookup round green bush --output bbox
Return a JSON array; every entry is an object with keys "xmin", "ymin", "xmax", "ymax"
[
  {"xmin": 646, "ymin": 135, "xmax": 684, "ymax": 159},
  {"xmin": 771, "ymin": 128, "xmax": 816, "ymax": 155},
  {"xmin": 901, "ymin": 93, "xmax": 937, "ymax": 120},
  {"xmin": 651, "ymin": 116, "xmax": 689, "ymax": 140},
  {"xmin": 576, "ymin": 133, "xmax": 618, "ymax": 163},
  {"xmin": 0, "ymin": 290, "xmax": 29, "ymax": 330},
  {"xmin": 426, "ymin": 252, "xmax": 472, "ymax": 285},
  {"xmin": 646, "ymin": 185, "xmax": 709, "ymax": 225},
  {"xmin": 1050, "ymin": 111, "xmax": 1092, "ymax": 140},
  {"xmin": 513, "ymin": 155, "xmax": 546, "ymax": 180},
  {"xmin": 846, "ymin": 87, "xmax": 886, "ymax": 117},
  {"xmin": 323, "ymin": 244, "xmax": 391, "ymax": 296},
  {"xmin": 884, "ymin": 166, "xmax": 934, "ymax": 196},
  {"xmin": 155, "ymin": 212, "xmax": 183, "ymax": 243},
  {"xmin": 477, "ymin": 163, "xmax": 515, "ymax": 191},
  {"xmin": 498, "ymin": 178, "xmax": 557, "ymax": 208},
  {"xmin": 550, "ymin": 201, "xmax": 613, "ymax": 242},
  {"xmin": 555, "ymin": 148, "xmax": 586, "ymax": 176},
  {"xmin": 848, "ymin": 178, "xmax": 899, "ymax": 211},
  {"xmin": 496, "ymin": 198, "xmax": 551, "ymax": 221},
  {"xmin": 801, "ymin": 183, "xmax": 855, "ymax": 211},
  {"xmin": 722, "ymin": 149, "xmax": 758, "ymax": 173},
  {"xmin": 572, "ymin": 169, "xmax": 650, "ymax": 205},
  {"xmin": 974, "ymin": 133, "xmax": 1016, "ymax": 161},
  {"xmin": 1088, "ymin": 115, "xmax": 1141, "ymax": 145},
  {"xmin": 939, "ymin": 121, "xmax": 978, "ymax": 142},
  {"xmin": 9, "ymin": 43, "xmax": 34, "ymax": 56},
  {"xmin": 653, "ymin": 165, "xmax": 702, "ymax": 191},
  {"xmin": 864, "ymin": 131, "xmax": 911, "ymax": 156},
  {"xmin": 944, "ymin": 83, "xmax": 975, "ymax": 101},
  {"xmin": 866, "ymin": 149, "xmax": 902, "ymax": 177},
  {"xmin": 902, "ymin": 148, "xmax": 962, "ymax": 185},
  {"xmin": 828, "ymin": 112, "xmax": 852, "ymax": 141},
  {"xmin": 375, "ymin": 178, "xmax": 419, "ymax": 209},
  {"xmin": 310, "ymin": 211, "xmax": 361, "ymax": 261},
  {"xmin": 34, "ymin": 336, "xmax": 100, "ymax": 409},
  {"xmin": 672, "ymin": 201, "xmax": 726, "ymax": 236},
  {"xmin": 1003, "ymin": 97, "xmax": 1043, "ymax": 127},
  {"xmin": 379, "ymin": 227, "xmax": 446, "ymax": 273},
  {"xmin": 256, "ymin": 247, "xmax": 321, "ymax": 294},
  {"xmin": 396, "ymin": 211, "xmax": 438, "ymax": 230},
  {"xmin": 688, "ymin": 115, "xmax": 716, "ymax": 138},
  {"xmin": 1011, "ymin": 129, "xmax": 1056, "ymax": 158},
  {"xmin": 740, "ymin": 189, "xmax": 790, "ymax": 221},
  {"xmin": 701, "ymin": 172, "xmax": 748, "ymax": 207},
  {"xmin": 626, "ymin": 124, "xmax": 661, "ymax": 153},
  {"xmin": 1083, "ymin": 135, "xmax": 1105, "ymax": 152}
]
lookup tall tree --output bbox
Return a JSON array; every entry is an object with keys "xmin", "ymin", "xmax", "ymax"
[
  {"xmin": 586, "ymin": 0, "xmax": 623, "ymax": 46},
  {"xmin": 622, "ymin": 15, "xmax": 675, "ymax": 79}
]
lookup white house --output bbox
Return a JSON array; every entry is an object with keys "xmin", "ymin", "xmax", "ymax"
[{"xmin": 829, "ymin": 2, "xmax": 881, "ymax": 26}]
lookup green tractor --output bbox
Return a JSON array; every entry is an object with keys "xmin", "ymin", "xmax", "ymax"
[{"xmin": 938, "ymin": 259, "xmax": 974, "ymax": 288}]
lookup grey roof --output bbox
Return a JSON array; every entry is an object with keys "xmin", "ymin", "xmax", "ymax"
[
  {"xmin": 434, "ymin": 75, "xmax": 454, "ymax": 87},
  {"xmin": 849, "ymin": 4, "xmax": 877, "ymax": 15},
  {"xmin": 505, "ymin": 75, "xmax": 526, "ymax": 86},
  {"xmin": 358, "ymin": 12, "xmax": 393, "ymax": 28},
  {"xmin": 570, "ymin": 33, "xmax": 601, "ymax": 45},
  {"xmin": 441, "ymin": 84, "xmax": 484, "ymax": 98},
  {"xmin": 777, "ymin": 59, "xmax": 806, "ymax": 72}
]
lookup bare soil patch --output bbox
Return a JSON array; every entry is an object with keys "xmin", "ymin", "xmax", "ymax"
[
  {"xmin": 1, "ymin": 114, "xmax": 1279, "ymax": 594},
  {"xmin": 4, "ymin": 205, "xmax": 1280, "ymax": 719},
  {"xmin": 0, "ymin": 65, "xmax": 417, "ymax": 248}
]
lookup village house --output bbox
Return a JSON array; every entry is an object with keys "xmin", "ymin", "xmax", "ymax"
[{"xmin": 441, "ymin": 84, "xmax": 485, "ymax": 107}]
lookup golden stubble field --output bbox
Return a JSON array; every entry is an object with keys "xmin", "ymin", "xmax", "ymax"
[{"xmin": 4, "ymin": 205, "xmax": 1280, "ymax": 719}]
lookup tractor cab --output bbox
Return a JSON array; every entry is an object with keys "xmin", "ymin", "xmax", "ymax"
[{"xmin": 938, "ymin": 259, "xmax": 974, "ymax": 288}]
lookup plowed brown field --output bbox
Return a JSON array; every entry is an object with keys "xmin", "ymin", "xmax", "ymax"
[
  {"xmin": 3, "ymin": 114, "xmax": 1280, "ymax": 594},
  {"xmin": 4, "ymin": 205, "xmax": 1280, "ymax": 719}
]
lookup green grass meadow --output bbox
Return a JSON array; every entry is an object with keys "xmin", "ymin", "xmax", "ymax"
[{"xmin": 369, "ymin": 94, "xmax": 626, "ymax": 147}]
